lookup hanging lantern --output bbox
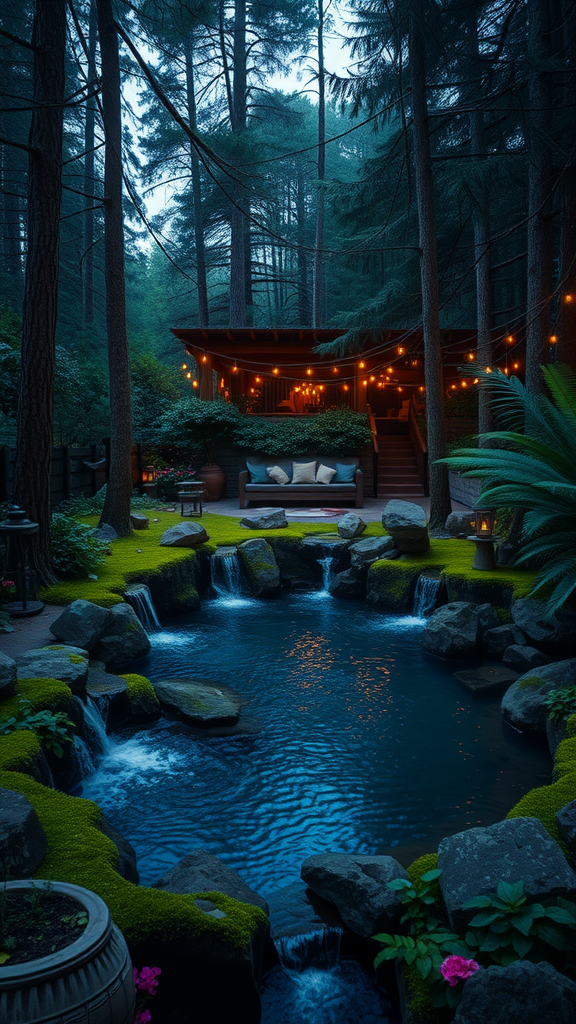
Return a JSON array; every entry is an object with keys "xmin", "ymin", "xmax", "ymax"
[
  {"xmin": 475, "ymin": 507, "xmax": 496, "ymax": 538},
  {"xmin": 0, "ymin": 507, "xmax": 44, "ymax": 617}
]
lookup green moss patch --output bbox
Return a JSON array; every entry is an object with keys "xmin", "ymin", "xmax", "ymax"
[
  {"xmin": 517, "ymin": 675, "xmax": 545, "ymax": 691},
  {"xmin": 0, "ymin": 677, "xmax": 77, "ymax": 723},
  {"xmin": 119, "ymin": 673, "xmax": 160, "ymax": 717},
  {"xmin": 0, "ymin": 731, "xmax": 42, "ymax": 774},
  {"xmin": 506, "ymin": 737, "xmax": 576, "ymax": 851}
]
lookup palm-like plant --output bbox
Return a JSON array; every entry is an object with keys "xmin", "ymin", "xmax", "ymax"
[{"xmin": 443, "ymin": 364, "xmax": 576, "ymax": 613}]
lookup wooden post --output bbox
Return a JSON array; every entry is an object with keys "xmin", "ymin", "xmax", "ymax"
[{"xmin": 199, "ymin": 355, "xmax": 213, "ymax": 400}]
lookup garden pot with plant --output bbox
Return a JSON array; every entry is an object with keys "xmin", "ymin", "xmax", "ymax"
[
  {"xmin": 0, "ymin": 879, "xmax": 134, "ymax": 1024},
  {"xmin": 159, "ymin": 398, "xmax": 241, "ymax": 502}
]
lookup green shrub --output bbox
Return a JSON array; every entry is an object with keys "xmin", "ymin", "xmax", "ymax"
[
  {"xmin": 55, "ymin": 485, "xmax": 158, "ymax": 517},
  {"xmin": 51, "ymin": 514, "xmax": 107, "ymax": 579},
  {"xmin": 232, "ymin": 407, "xmax": 372, "ymax": 457},
  {"xmin": 544, "ymin": 687, "xmax": 576, "ymax": 723},
  {"xmin": 0, "ymin": 699, "xmax": 74, "ymax": 757}
]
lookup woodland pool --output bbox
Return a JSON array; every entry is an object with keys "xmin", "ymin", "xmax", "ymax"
[{"xmin": 81, "ymin": 593, "xmax": 551, "ymax": 893}]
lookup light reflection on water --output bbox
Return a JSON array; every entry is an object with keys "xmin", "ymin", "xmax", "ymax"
[{"xmin": 81, "ymin": 595, "xmax": 551, "ymax": 893}]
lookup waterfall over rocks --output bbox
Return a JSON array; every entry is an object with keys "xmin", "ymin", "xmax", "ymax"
[
  {"xmin": 211, "ymin": 547, "xmax": 249, "ymax": 601},
  {"xmin": 317, "ymin": 545, "xmax": 340, "ymax": 594},
  {"xmin": 413, "ymin": 573, "xmax": 441, "ymax": 618},
  {"xmin": 124, "ymin": 584, "xmax": 161, "ymax": 631}
]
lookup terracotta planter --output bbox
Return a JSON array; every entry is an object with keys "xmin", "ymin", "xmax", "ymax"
[
  {"xmin": 198, "ymin": 463, "xmax": 226, "ymax": 501},
  {"xmin": 0, "ymin": 880, "xmax": 134, "ymax": 1024}
]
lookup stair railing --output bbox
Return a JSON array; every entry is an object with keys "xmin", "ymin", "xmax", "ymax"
[
  {"xmin": 366, "ymin": 404, "xmax": 379, "ymax": 498},
  {"xmin": 408, "ymin": 395, "xmax": 429, "ymax": 496}
]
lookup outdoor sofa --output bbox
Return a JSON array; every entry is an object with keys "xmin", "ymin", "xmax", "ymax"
[{"xmin": 239, "ymin": 455, "xmax": 363, "ymax": 508}]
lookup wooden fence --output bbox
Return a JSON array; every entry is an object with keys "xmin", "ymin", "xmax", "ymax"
[{"xmin": 0, "ymin": 444, "xmax": 147, "ymax": 508}]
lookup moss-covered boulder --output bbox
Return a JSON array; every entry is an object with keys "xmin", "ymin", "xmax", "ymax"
[
  {"xmin": 119, "ymin": 673, "xmax": 161, "ymax": 724},
  {"xmin": 238, "ymin": 538, "xmax": 281, "ymax": 597},
  {"xmin": 366, "ymin": 560, "xmax": 420, "ymax": 612},
  {"xmin": 91, "ymin": 603, "xmax": 150, "ymax": 666},
  {"xmin": 16, "ymin": 648, "xmax": 89, "ymax": 697},
  {"xmin": 153, "ymin": 678, "xmax": 240, "ymax": 727},
  {"xmin": 501, "ymin": 659, "xmax": 576, "ymax": 734}
]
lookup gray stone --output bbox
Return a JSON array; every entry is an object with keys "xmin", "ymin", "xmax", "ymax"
[
  {"xmin": 337, "ymin": 513, "xmax": 366, "ymax": 539},
  {"xmin": 328, "ymin": 567, "xmax": 366, "ymax": 599},
  {"xmin": 484, "ymin": 623, "xmax": 526, "ymax": 657},
  {"xmin": 50, "ymin": 599, "xmax": 113, "ymax": 652},
  {"xmin": 454, "ymin": 665, "xmax": 519, "ymax": 694},
  {"xmin": 153, "ymin": 850, "xmax": 268, "ymax": 915},
  {"xmin": 502, "ymin": 643, "xmax": 550, "ymax": 672},
  {"xmin": 45, "ymin": 644, "xmax": 90, "ymax": 658},
  {"xmin": 97, "ymin": 814, "xmax": 139, "ymax": 884},
  {"xmin": 349, "ymin": 536, "xmax": 396, "ymax": 569},
  {"xmin": 0, "ymin": 651, "xmax": 17, "ymax": 697},
  {"xmin": 154, "ymin": 678, "xmax": 240, "ymax": 727},
  {"xmin": 159, "ymin": 521, "xmax": 209, "ymax": 547},
  {"xmin": 16, "ymin": 647, "xmax": 89, "ymax": 697},
  {"xmin": 300, "ymin": 852, "xmax": 408, "ymax": 938},
  {"xmin": 444, "ymin": 511, "xmax": 476, "ymax": 538},
  {"xmin": 511, "ymin": 598, "xmax": 576, "ymax": 652},
  {"xmin": 421, "ymin": 602, "xmax": 498, "ymax": 658},
  {"xmin": 301, "ymin": 534, "xmax": 349, "ymax": 555},
  {"xmin": 382, "ymin": 500, "xmax": 429, "ymax": 553},
  {"xmin": 267, "ymin": 880, "xmax": 343, "ymax": 941},
  {"xmin": 501, "ymin": 659, "xmax": 576, "ymax": 734},
  {"xmin": 240, "ymin": 509, "xmax": 288, "ymax": 530},
  {"xmin": 86, "ymin": 670, "xmax": 131, "ymax": 730},
  {"xmin": 130, "ymin": 513, "xmax": 149, "ymax": 530},
  {"xmin": 0, "ymin": 787, "xmax": 47, "ymax": 877},
  {"xmin": 453, "ymin": 961, "xmax": 576, "ymax": 1024},
  {"xmin": 239, "ymin": 538, "xmax": 281, "ymax": 597},
  {"xmin": 91, "ymin": 523, "xmax": 117, "ymax": 543},
  {"xmin": 557, "ymin": 800, "xmax": 576, "ymax": 855},
  {"xmin": 91, "ymin": 602, "xmax": 150, "ymax": 666},
  {"xmin": 547, "ymin": 717, "xmax": 567, "ymax": 759},
  {"xmin": 438, "ymin": 817, "xmax": 576, "ymax": 928}
]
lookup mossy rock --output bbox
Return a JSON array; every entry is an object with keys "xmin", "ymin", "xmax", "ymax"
[
  {"xmin": 119, "ymin": 673, "xmax": 161, "ymax": 723},
  {"xmin": 366, "ymin": 560, "xmax": 421, "ymax": 612},
  {"xmin": 507, "ymin": 737, "xmax": 576, "ymax": 853}
]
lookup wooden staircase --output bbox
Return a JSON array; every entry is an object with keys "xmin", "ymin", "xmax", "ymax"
[{"xmin": 375, "ymin": 420, "xmax": 425, "ymax": 498}]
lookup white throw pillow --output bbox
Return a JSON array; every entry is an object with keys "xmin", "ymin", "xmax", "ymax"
[
  {"xmin": 267, "ymin": 465, "xmax": 290, "ymax": 485},
  {"xmin": 291, "ymin": 461, "xmax": 317, "ymax": 484},
  {"xmin": 316, "ymin": 464, "xmax": 337, "ymax": 485}
]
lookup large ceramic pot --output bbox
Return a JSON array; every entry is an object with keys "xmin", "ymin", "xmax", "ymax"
[
  {"xmin": 0, "ymin": 880, "xmax": 134, "ymax": 1024},
  {"xmin": 197, "ymin": 462, "xmax": 226, "ymax": 501}
]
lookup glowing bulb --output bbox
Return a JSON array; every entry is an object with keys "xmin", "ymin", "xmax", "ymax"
[
  {"xmin": 419, "ymin": 386, "xmax": 425, "ymax": 392},
  {"xmin": 319, "ymin": 385, "xmax": 324, "ymax": 391},
  {"xmin": 343, "ymin": 384, "xmax": 349, "ymax": 391},
  {"xmin": 186, "ymin": 372, "xmax": 191, "ymax": 379},
  {"xmin": 397, "ymin": 387, "xmax": 403, "ymax": 392},
  {"xmin": 387, "ymin": 367, "xmax": 393, "ymax": 374},
  {"xmin": 485, "ymin": 366, "xmax": 492, "ymax": 373},
  {"xmin": 332, "ymin": 366, "xmax": 338, "ymax": 373},
  {"xmin": 182, "ymin": 363, "xmax": 188, "ymax": 370},
  {"xmin": 250, "ymin": 388, "xmax": 255, "ymax": 394},
  {"xmin": 192, "ymin": 379, "xmax": 198, "ymax": 388},
  {"xmin": 232, "ymin": 364, "xmax": 238, "ymax": 373},
  {"xmin": 295, "ymin": 387, "xmax": 301, "ymax": 392},
  {"xmin": 359, "ymin": 361, "xmax": 365, "ymax": 369},
  {"xmin": 461, "ymin": 380, "xmax": 468, "ymax": 387},
  {"xmin": 473, "ymin": 378, "xmax": 479, "ymax": 384},
  {"xmin": 255, "ymin": 376, "xmax": 261, "ymax": 383},
  {"xmin": 513, "ymin": 362, "xmax": 519, "ymax": 369},
  {"xmin": 451, "ymin": 384, "xmax": 457, "ymax": 390},
  {"xmin": 503, "ymin": 367, "xmax": 509, "ymax": 374},
  {"xmin": 564, "ymin": 294, "xmax": 573, "ymax": 303},
  {"xmin": 506, "ymin": 335, "xmax": 514, "ymax": 344},
  {"xmin": 550, "ymin": 335, "xmax": 557, "ymax": 344},
  {"xmin": 370, "ymin": 375, "xmax": 375, "ymax": 382},
  {"xmin": 467, "ymin": 353, "xmax": 475, "ymax": 361},
  {"xmin": 273, "ymin": 367, "xmax": 279, "ymax": 375},
  {"xmin": 306, "ymin": 367, "xmax": 312, "ymax": 376},
  {"xmin": 201, "ymin": 355, "xmax": 207, "ymax": 363},
  {"xmin": 397, "ymin": 346, "xmax": 405, "ymax": 355},
  {"xmin": 363, "ymin": 379, "xmax": 368, "ymax": 386}
]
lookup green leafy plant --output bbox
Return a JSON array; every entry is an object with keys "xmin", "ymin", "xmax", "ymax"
[
  {"xmin": 543, "ymin": 687, "xmax": 576, "ymax": 723},
  {"xmin": 0, "ymin": 699, "xmax": 75, "ymax": 757},
  {"xmin": 442, "ymin": 364, "xmax": 576, "ymax": 612},
  {"xmin": 56, "ymin": 485, "xmax": 158, "ymax": 517},
  {"xmin": 232, "ymin": 407, "xmax": 373, "ymax": 457},
  {"xmin": 50, "ymin": 514, "xmax": 107, "ymax": 580},
  {"xmin": 462, "ymin": 880, "xmax": 576, "ymax": 966},
  {"xmin": 159, "ymin": 397, "xmax": 241, "ymax": 462}
]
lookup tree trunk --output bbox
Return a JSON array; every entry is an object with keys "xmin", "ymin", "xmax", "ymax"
[
  {"xmin": 297, "ymin": 164, "xmax": 311, "ymax": 324},
  {"xmin": 313, "ymin": 0, "xmax": 325, "ymax": 328},
  {"xmin": 83, "ymin": 0, "xmax": 97, "ymax": 325},
  {"xmin": 185, "ymin": 40, "xmax": 209, "ymax": 327},
  {"xmin": 96, "ymin": 0, "xmax": 133, "ymax": 536},
  {"xmin": 557, "ymin": 0, "xmax": 576, "ymax": 371},
  {"xmin": 525, "ymin": 0, "xmax": 553, "ymax": 395},
  {"xmin": 1, "ymin": 144, "xmax": 23, "ymax": 284},
  {"xmin": 13, "ymin": 0, "xmax": 66, "ymax": 581},
  {"xmin": 409, "ymin": 12, "xmax": 451, "ymax": 529},
  {"xmin": 229, "ymin": 0, "xmax": 247, "ymax": 326}
]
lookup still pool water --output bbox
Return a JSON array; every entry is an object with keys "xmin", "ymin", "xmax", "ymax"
[{"xmin": 81, "ymin": 594, "xmax": 551, "ymax": 893}]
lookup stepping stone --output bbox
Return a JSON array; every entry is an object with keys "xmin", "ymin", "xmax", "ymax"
[
  {"xmin": 153, "ymin": 678, "xmax": 240, "ymax": 727},
  {"xmin": 454, "ymin": 665, "xmax": 519, "ymax": 693}
]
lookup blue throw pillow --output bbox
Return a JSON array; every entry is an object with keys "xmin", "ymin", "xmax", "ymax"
[
  {"xmin": 246, "ymin": 461, "xmax": 270, "ymax": 484},
  {"xmin": 334, "ymin": 463, "xmax": 356, "ymax": 483}
]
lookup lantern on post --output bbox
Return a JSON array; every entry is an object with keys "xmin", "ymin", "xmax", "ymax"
[
  {"xmin": 468, "ymin": 506, "xmax": 499, "ymax": 570},
  {"xmin": 474, "ymin": 508, "xmax": 496, "ymax": 538},
  {"xmin": 141, "ymin": 466, "xmax": 157, "ymax": 498},
  {"xmin": 0, "ymin": 506, "xmax": 44, "ymax": 616}
]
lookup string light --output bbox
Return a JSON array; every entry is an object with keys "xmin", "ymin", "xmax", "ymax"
[
  {"xmin": 201, "ymin": 355, "xmax": 208, "ymax": 363},
  {"xmin": 419, "ymin": 386, "xmax": 425, "ymax": 392},
  {"xmin": 332, "ymin": 366, "xmax": 338, "ymax": 373},
  {"xmin": 306, "ymin": 367, "xmax": 312, "ymax": 376},
  {"xmin": 192, "ymin": 380, "xmax": 198, "ymax": 388},
  {"xmin": 181, "ymin": 363, "xmax": 187, "ymax": 370},
  {"xmin": 397, "ymin": 346, "xmax": 405, "ymax": 355},
  {"xmin": 513, "ymin": 362, "xmax": 519, "ymax": 370},
  {"xmin": 343, "ymin": 384, "xmax": 349, "ymax": 391},
  {"xmin": 550, "ymin": 335, "xmax": 557, "ymax": 344},
  {"xmin": 564, "ymin": 294, "xmax": 573, "ymax": 303},
  {"xmin": 362, "ymin": 379, "xmax": 368, "ymax": 386},
  {"xmin": 397, "ymin": 386, "xmax": 403, "ymax": 392},
  {"xmin": 370, "ymin": 375, "xmax": 376, "ymax": 382},
  {"xmin": 273, "ymin": 367, "xmax": 279, "ymax": 375},
  {"xmin": 503, "ymin": 367, "xmax": 509, "ymax": 375},
  {"xmin": 255, "ymin": 376, "xmax": 261, "ymax": 383},
  {"xmin": 506, "ymin": 335, "xmax": 514, "ymax": 344},
  {"xmin": 485, "ymin": 366, "xmax": 492, "ymax": 373},
  {"xmin": 387, "ymin": 367, "xmax": 393, "ymax": 374},
  {"xmin": 186, "ymin": 372, "xmax": 191, "ymax": 379},
  {"xmin": 461, "ymin": 380, "xmax": 468, "ymax": 387},
  {"xmin": 232, "ymin": 364, "xmax": 238, "ymax": 373},
  {"xmin": 467, "ymin": 352, "xmax": 475, "ymax": 361},
  {"xmin": 359, "ymin": 361, "xmax": 365, "ymax": 369},
  {"xmin": 473, "ymin": 378, "xmax": 479, "ymax": 384},
  {"xmin": 450, "ymin": 384, "xmax": 457, "ymax": 390}
]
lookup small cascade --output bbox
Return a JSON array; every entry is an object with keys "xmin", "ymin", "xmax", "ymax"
[
  {"xmin": 413, "ymin": 573, "xmax": 441, "ymax": 618},
  {"xmin": 211, "ymin": 547, "xmax": 248, "ymax": 600},
  {"xmin": 125, "ymin": 584, "xmax": 161, "ymax": 631},
  {"xmin": 82, "ymin": 696, "xmax": 112, "ymax": 757},
  {"xmin": 317, "ymin": 546, "xmax": 339, "ymax": 594},
  {"xmin": 275, "ymin": 927, "xmax": 342, "ymax": 973},
  {"xmin": 73, "ymin": 735, "xmax": 96, "ymax": 778}
]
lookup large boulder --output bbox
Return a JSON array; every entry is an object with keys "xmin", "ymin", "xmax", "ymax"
[
  {"xmin": 337, "ymin": 513, "xmax": 366, "ymax": 539},
  {"xmin": 484, "ymin": 623, "xmax": 526, "ymax": 657},
  {"xmin": 328, "ymin": 567, "xmax": 366, "ymax": 599},
  {"xmin": 97, "ymin": 814, "xmax": 139, "ymax": 884},
  {"xmin": 0, "ymin": 787, "xmax": 47, "ymax": 877},
  {"xmin": 50, "ymin": 599, "xmax": 113, "ymax": 651},
  {"xmin": 159, "ymin": 521, "xmax": 209, "ymax": 547},
  {"xmin": 444, "ymin": 511, "xmax": 476, "ymax": 538},
  {"xmin": 382, "ymin": 500, "xmax": 429, "ymax": 553},
  {"xmin": 438, "ymin": 817, "xmax": 576, "ymax": 928},
  {"xmin": 501, "ymin": 659, "xmax": 576, "ymax": 734},
  {"xmin": 349, "ymin": 536, "xmax": 396, "ymax": 569},
  {"xmin": 300, "ymin": 853, "xmax": 408, "ymax": 937},
  {"xmin": 556, "ymin": 800, "xmax": 576, "ymax": 856},
  {"xmin": 366, "ymin": 562, "xmax": 420, "ymax": 612},
  {"xmin": 0, "ymin": 651, "xmax": 17, "ymax": 698},
  {"xmin": 502, "ymin": 644, "xmax": 550, "ymax": 672},
  {"xmin": 16, "ymin": 647, "xmax": 89, "ymax": 697},
  {"xmin": 453, "ymin": 961, "xmax": 576, "ymax": 1024},
  {"xmin": 240, "ymin": 509, "xmax": 288, "ymax": 530},
  {"xmin": 153, "ymin": 850, "xmax": 269, "ymax": 915},
  {"xmin": 91, "ymin": 602, "xmax": 150, "ymax": 666},
  {"xmin": 154, "ymin": 678, "xmax": 240, "ymax": 727},
  {"xmin": 510, "ymin": 598, "xmax": 576, "ymax": 653},
  {"xmin": 239, "ymin": 538, "xmax": 281, "ymax": 597},
  {"xmin": 422, "ymin": 602, "xmax": 499, "ymax": 658}
]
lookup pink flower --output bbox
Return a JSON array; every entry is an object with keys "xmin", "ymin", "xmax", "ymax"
[
  {"xmin": 440, "ymin": 956, "xmax": 480, "ymax": 987},
  {"xmin": 134, "ymin": 1011, "xmax": 151, "ymax": 1024},
  {"xmin": 133, "ymin": 966, "xmax": 161, "ymax": 996}
]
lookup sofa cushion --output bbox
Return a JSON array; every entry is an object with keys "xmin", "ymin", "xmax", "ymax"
[
  {"xmin": 292, "ymin": 461, "xmax": 317, "ymax": 484},
  {"xmin": 267, "ymin": 465, "xmax": 290, "ymax": 485},
  {"xmin": 244, "ymin": 482, "xmax": 357, "ymax": 492},
  {"xmin": 334, "ymin": 463, "xmax": 356, "ymax": 483},
  {"xmin": 246, "ymin": 461, "xmax": 270, "ymax": 484},
  {"xmin": 316, "ymin": 464, "xmax": 337, "ymax": 485}
]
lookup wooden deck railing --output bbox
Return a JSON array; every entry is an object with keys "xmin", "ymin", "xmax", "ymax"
[
  {"xmin": 408, "ymin": 397, "xmax": 429, "ymax": 496},
  {"xmin": 366, "ymin": 404, "xmax": 380, "ymax": 498}
]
